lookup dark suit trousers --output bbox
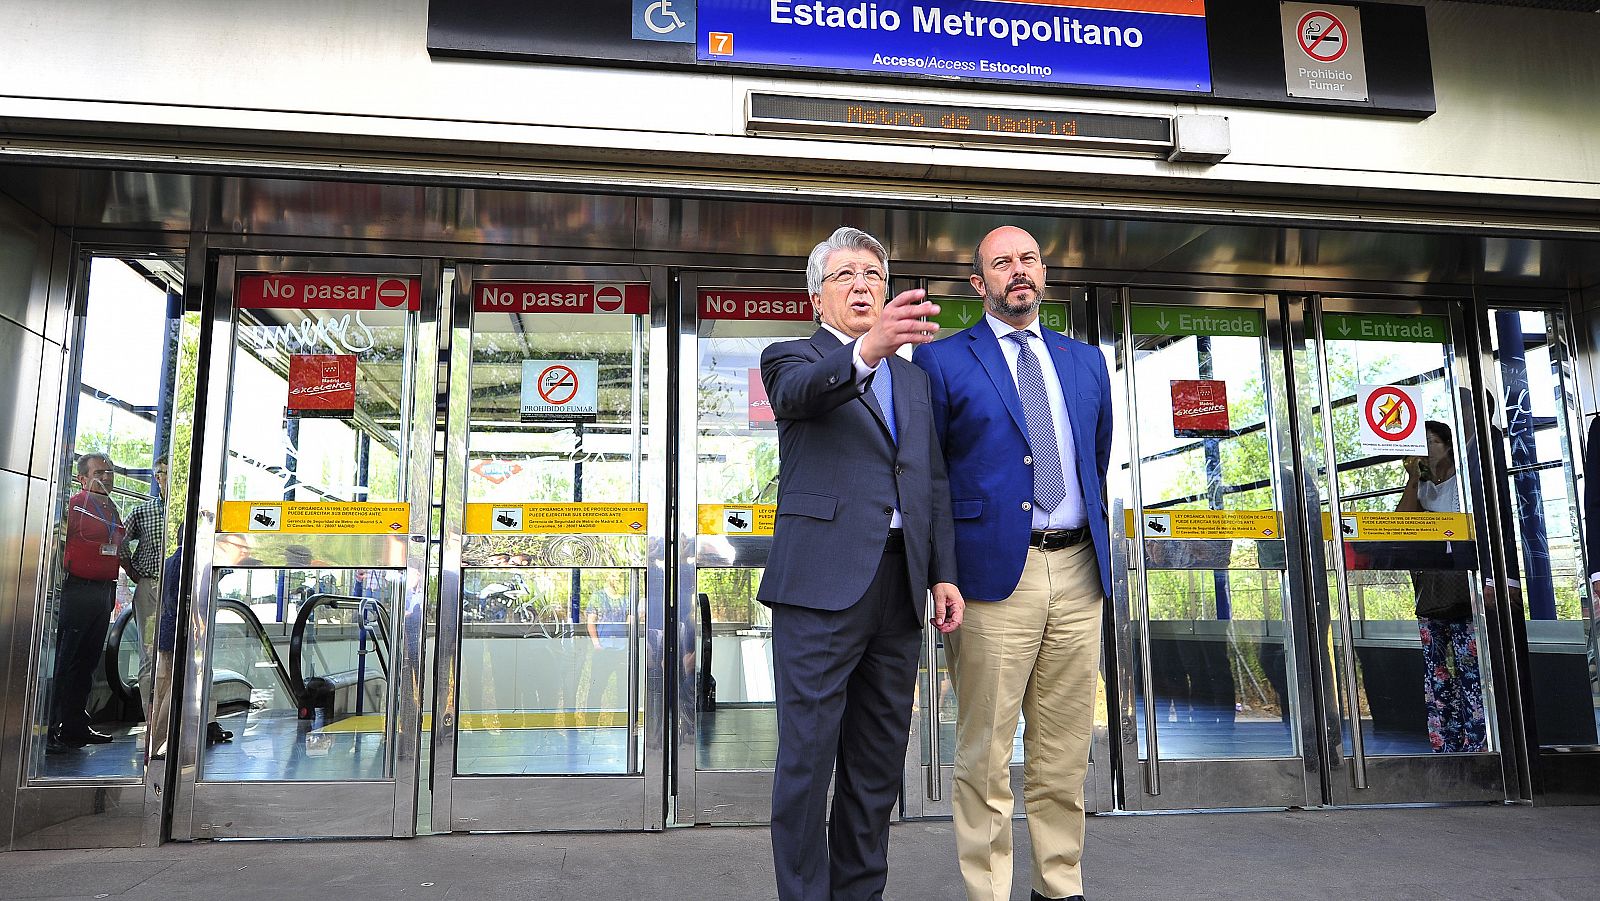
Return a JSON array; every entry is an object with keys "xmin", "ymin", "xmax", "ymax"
[
  {"xmin": 53, "ymin": 575, "xmax": 116, "ymax": 733},
  {"xmin": 770, "ymin": 543, "xmax": 922, "ymax": 901}
]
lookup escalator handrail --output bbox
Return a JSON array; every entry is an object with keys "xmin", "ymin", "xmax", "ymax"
[
  {"xmin": 216, "ymin": 596, "xmax": 300, "ymax": 709},
  {"xmin": 104, "ymin": 600, "xmax": 299, "ymax": 710},
  {"xmin": 288, "ymin": 593, "xmax": 391, "ymax": 702},
  {"xmin": 102, "ymin": 607, "xmax": 140, "ymax": 706}
]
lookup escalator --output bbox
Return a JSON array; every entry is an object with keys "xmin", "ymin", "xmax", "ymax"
[
  {"xmin": 104, "ymin": 597, "xmax": 296, "ymax": 725},
  {"xmin": 104, "ymin": 595, "xmax": 391, "ymax": 730},
  {"xmin": 288, "ymin": 594, "xmax": 391, "ymax": 720}
]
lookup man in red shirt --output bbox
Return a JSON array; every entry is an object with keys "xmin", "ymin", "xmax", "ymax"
[{"xmin": 49, "ymin": 452, "xmax": 124, "ymax": 753}]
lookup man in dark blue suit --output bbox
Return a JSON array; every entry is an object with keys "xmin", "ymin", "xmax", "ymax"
[
  {"xmin": 914, "ymin": 226, "xmax": 1113, "ymax": 901},
  {"xmin": 760, "ymin": 226, "xmax": 964, "ymax": 901}
]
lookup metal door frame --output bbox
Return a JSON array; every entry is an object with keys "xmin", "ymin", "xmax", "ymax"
[
  {"xmin": 170, "ymin": 253, "xmax": 438, "ymax": 839},
  {"xmin": 1308, "ymin": 294, "xmax": 1509, "ymax": 806},
  {"xmin": 1105, "ymin": 287, "xmax": 1322, "ymax": 812},
  {"xmin": 429, "ymin": 263, "xmax": 669, "ymax": 833}
]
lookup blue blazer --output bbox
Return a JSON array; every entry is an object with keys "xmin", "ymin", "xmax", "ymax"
[
  {"xmin": 914, "ymin": 321, "xmax": 1113, "ymax": 601},
  {"xmin": 757, "ymin": 329, "xmax": 958, "ymax": 616}
]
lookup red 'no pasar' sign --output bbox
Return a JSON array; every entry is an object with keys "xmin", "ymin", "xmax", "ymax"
[{"xmin": 239, "ymin": 274, "xmax": 419, "ymax": 311}]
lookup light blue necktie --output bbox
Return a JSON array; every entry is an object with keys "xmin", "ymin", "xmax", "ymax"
[
  {"xmin": 870, "ymin": 361, "xmax": 897, "ymax": 443},
  {"xmin": 1005, "ymin": 331, "xmax": 1066, "ymax": 512}
]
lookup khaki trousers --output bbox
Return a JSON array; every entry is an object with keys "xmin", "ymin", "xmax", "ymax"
[
  {"xmin": 947, "ymin": 541, "xmax": 1102, "ymax": 901},
  {"xmin": 131, "ymin": 576, "xmax": 171, "ymax": 751}
]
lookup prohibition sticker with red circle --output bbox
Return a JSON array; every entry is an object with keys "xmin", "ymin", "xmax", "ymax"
[
  {"xmin": 1298, "ymin": 10, "xmax": 1348, "ymax": 63},
  {"xmin": 520, "ymin": 359, "xmax": 599, "ymax": 421},
  {"xmin": 1358, "ymin": 384, "xmax": 1425, "ymax": 454},
  {"xmin": 537, "ymin": 365, "xmax": 579, "ymax": 405}
]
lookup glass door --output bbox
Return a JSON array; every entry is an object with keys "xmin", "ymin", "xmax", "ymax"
[
  {"xmin": 429, "ymin": 265, "xmax": 667, "ymax": 832},
  {"xmin": 172, "ymin": 257, "xmax": 437, "ymax": 838},
  {"xmin": 1108, "ymin": 289, "xmax": 1320, "ymax": 810},
  {"xmin": 1308, "ymin": 297, "xmax": 1508, "ymax": 804},
  {"xmin": 1478, "ymin": 305, "xmax": 1598, "ymax": 797},
  {"xmin": 676, "ymin": 270, "xmax": 812, "ymax": 824}
]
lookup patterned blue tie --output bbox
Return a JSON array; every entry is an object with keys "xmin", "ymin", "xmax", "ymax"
[
  {"xmin": 870, "ymin": 360, "xmax": 897, "ymax": 443},
  {"xmin": 1006, "ymin": 331, "xmax": 1066, "ymax": 512}
]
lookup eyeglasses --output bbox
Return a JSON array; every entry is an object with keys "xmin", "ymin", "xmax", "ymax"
[{"xmin": 823, "ymin": 265, "xmax": 886, "ymax": 285}]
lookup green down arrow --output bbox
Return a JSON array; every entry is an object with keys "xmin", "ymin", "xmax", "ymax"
[{"xmin": 929, "ymin": 298, "xmax": 1068, "ymax": 333}]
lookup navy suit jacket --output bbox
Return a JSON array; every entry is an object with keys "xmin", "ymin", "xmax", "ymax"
[
  {"xmin": 914, "ymin": 321, "xmax": 1114, "ymax": 601},
  {"xmin": 757, "ymin": 329, "xmax": 958, "ymax": 617}
]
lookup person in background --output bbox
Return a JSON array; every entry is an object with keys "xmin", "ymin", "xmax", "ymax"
[
  {"xmin": 1397, "ymin": 419, "xmax": 1485, "ymax": 752},
  {"xmin": 49, "ymin": 453, "xmax": 124, "ymax": 754},
  {"xmin": 122, "ymin": 459, "xmax": 167, "ymax": 752}
]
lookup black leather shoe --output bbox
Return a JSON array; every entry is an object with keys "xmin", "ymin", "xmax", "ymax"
[
  {"xmin": 1030, "ymin": 893, "xmax": 1086, "ymax": 901},
  {"xmin": 60, "ymin": 727, "xmax": 114, "ymax": 745}
]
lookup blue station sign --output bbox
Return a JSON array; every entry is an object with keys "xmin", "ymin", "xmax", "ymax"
[{"xmin": 696, "ymin": 0, "xmax": 1211, "ymax": 93}]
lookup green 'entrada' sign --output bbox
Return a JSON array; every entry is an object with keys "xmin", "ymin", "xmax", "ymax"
[
  {"xmin": 929, "ymin": 297, "xmax": 1067, "ymax": 333},
  {"xmin": 1129, "ymin": 305, "xmax": 1263, "ymax": 338},
  {"xmin": 1323, "ymin": 312, "xmax": 1448, "ymax": 344}
]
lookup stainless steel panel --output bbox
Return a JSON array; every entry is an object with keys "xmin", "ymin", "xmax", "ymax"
[
  {"xmin": 1124, "ymin": 758, "xmax": 1309, "ymax": 811},
  {"xmin": 428, "ymin": 265, "xmax": 471, "ymax": 835},
  {"xmin": 30, "ymin": 339, "xmax": 64, "ymax": 481},
  {"xmin": 450, "ymin": 776, "xmax": 649, "ymax": 831},
  {"xmin": 1535, "ymin": 750, "xmax": 1600, "ymax": 805},
  {"xmin": 211, "ymin": 533, "xmax": 410, "ymax": 568},
  {"xmin": 0, "ymin": 468, "xmax": 31, "ymax": 850},
  {"xmin": 0, "ymin": 317, "xmax": 43, "ymax": 476},
  {"xmin": 461, "ymin": 534, "xmax": 649, "ymax": 568},
  {"xmin": 0, "ymin": 194, "xmax": 48, "ymax": 335},
  {"xmin": 1338, "ymin": 755, "xmax": 1509, "ymax": 805},
  {"xmin": 695, "ymin": 774, "xmax": 777, "ymax": 826},
  {"xmin": 191, "ymin": 782, "xmax": 398, "ymax": 839},
  {"xmin": 10, "ymin": 784, "xmax": 145, "ymax": 850}
]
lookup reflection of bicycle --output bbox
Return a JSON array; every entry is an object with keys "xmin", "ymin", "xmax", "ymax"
[{"xmin": 645, "ymin": 0, "xmax": 685, "ymax": 34}]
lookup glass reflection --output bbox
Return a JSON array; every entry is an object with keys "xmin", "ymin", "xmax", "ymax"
[{"xmin": 34, "ymin": 258, "xmax": 186, "ymax": 781}]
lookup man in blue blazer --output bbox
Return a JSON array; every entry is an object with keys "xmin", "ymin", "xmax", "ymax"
[
  {"xmin": 913, "ymin": 226, "xmax": 1113, "ymax": 901},
  {"xmin": 760, "ymin": 226, "xmax": 964, "ymax": 901}
]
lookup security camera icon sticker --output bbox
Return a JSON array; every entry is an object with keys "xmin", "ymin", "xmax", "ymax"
[
  {"xmin": 249, "ymin": 505, "xmax": 282, "ymax": 532},
  {"xmin": 1142, "ymin": 513, "xmax": 1171, "ymax": 538},
  {"xmin": 491, "ymin": 507, "xmax": 524, "ymax": 532},
  {"xmin": 724, "ymin": 508, "xmax": 754, "ymax": 534}
]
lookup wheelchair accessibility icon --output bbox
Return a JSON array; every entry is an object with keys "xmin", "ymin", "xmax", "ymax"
[
  {"xmin": 647, "ymin": 0, "xmax": 685, "ymax": 34},
  {"xmin": 633, "ymin": 0, "xmax": 693, "ymax": 42}
]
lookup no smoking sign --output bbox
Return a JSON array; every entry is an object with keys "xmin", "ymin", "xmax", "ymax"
[
  {"xmin": 520, "ymin": 359, "xmax": 600, "ymax": 422},
  {"xmin": 1357, "ymin": 384, "xmax": 1426, "ymax": 454},
  {"xmin": 1297, "ymin": 10, "xmax": 1347, "ymax": 63}
]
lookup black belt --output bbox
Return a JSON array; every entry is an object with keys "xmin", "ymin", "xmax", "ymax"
[
  {"xmin": 1029, "ymin": 527, "xmax": 1087, "ymax": 551},
  {"xmin": 884, "ymin": 528, "xmax": 905, "ymax": 554}
]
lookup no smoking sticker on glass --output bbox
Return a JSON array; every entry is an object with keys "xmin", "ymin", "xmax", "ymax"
[
  {"xmin": 1357, "ymin": 384, "xmax": 1426, "ymax": 454},
  {"xmin": 520, "ymin": 359, "xmax": 599, "ymax": 422}
]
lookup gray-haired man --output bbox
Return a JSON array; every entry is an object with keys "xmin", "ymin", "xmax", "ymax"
[{"xmin": 760, "ymin": 226, "xmax": 964, "ymax": 900}]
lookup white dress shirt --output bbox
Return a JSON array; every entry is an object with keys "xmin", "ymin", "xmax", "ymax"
[
  {"xmin": 986, "ymin": 313, "xmax": 1085, "ymax": 530},
  {"xmin": 820, "ymin": 322, "xmax": 902, "ymax": 528}
]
